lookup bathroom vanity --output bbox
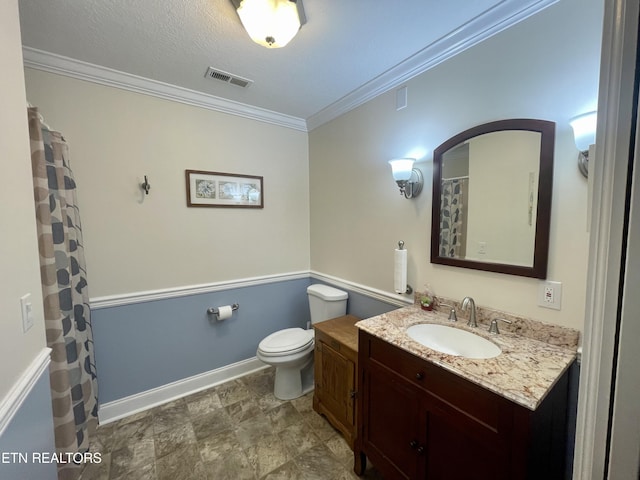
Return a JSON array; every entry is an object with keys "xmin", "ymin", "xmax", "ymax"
[
  {"xmin": 353, "ymin": 306, "xmax": 577, "ymax": 480},
  {"xmin": 313, "ymin": 314, "xmax": 360, "ymax": 449}
]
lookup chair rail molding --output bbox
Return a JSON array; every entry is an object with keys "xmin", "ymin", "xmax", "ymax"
[{"xmin": 0, "ymin": 348, "xmax": 52, "ymax": 437}]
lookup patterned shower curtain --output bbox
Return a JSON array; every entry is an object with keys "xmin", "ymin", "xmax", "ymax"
[
  {"xmin": 28, "ymin": 107, "xmax": 98, "ymax": 480},
  {"xmin": 439, "ymin": 178, "xmax": 466, "ymax": 258}
]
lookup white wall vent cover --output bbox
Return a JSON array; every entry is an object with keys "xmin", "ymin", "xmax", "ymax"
[{"xmin": 204, "ymin": 67, "xmax": 253, "ymax": 88}]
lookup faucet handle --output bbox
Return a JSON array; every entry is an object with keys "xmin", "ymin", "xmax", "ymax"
[
  {"xmin": 439, "ymin": 303, "xmax": 457, "ymax": 322},
  {"xmin": 488, "ymin": 318, "xmax": 512, "ymax": 335}
]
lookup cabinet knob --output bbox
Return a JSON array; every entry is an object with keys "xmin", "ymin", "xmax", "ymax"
[
  {"xmin": 409, "ymin": 440, "xmax": 418, "ymax": 449},
  {"xmin": 415, "ymin": 372, "xmax": 424, "ymax": 380},
  {"xmin": 349, "ymin": 390, "xmax": 356, "ymax": 399},
  {"xmin": 416, "ymin": 445, "xmax": 425, "ymax": 455}
]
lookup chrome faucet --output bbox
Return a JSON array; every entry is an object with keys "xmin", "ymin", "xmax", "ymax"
[{"xmin": 461, "ymin": 297, "xmax": 477, "ymax": 327}]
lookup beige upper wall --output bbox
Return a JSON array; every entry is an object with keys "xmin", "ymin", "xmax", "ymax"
[
  {"xmin": 0, "ymin": 0, "xmax": 47, "ymax": 398},
  {"xmin": 309, "ymin": 0, "xmax": 603, "ymax": 332},
  {"xmin": 24, "ymin": 70, "xmax": 310, "ymax": 298}
]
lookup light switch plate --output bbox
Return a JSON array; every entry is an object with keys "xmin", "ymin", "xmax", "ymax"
[{"xmin": 21, "ymin": 293, "xmax": 34, "ymax": 332}]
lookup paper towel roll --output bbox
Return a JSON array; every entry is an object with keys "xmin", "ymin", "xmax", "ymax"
[
  {"xmin": 394, "ymin": 248, "xmax": 408, "ymax": 294},
  {"xmin": 217, "ymin": 305, "xmax": 233, "ymax": 321}
]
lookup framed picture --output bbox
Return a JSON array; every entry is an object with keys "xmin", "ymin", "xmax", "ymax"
[{"xmin": 185, "ymin": 170, "xmax": 263, "ymax": 208}]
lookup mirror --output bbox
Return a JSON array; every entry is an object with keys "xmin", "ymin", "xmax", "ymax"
[{"xmin": 431, "ymin": 119, "xmax": 555, "ymax": 278}]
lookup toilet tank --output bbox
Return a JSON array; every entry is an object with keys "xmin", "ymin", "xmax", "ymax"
[{"xmin": 307, "ymin": 284, "xmax": 348, "ymax": 324}]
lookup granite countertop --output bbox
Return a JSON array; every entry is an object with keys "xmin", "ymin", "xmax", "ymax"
[{"xmin": 356, "ymin": 305, "xmax": 578, "ymax": 411}]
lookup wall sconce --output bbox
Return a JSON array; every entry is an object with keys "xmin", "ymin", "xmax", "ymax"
[
  {"xmin": 230, "ymin": 0, "xmax": 306, "ymax": 48},
  {"xmin": 389, "ymin": 158, "xmax": 423, "ymax": 199},
  {"xmin": 570, "ymin": 111, "xmax": 597, "ymax": 178}
]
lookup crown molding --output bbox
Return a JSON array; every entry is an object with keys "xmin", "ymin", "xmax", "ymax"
[
  {"xmin": 306, "ymin": 0, "xmax": 559, "ymax": 130},
  {"xmin": 22, "ymin": 47, "xmax": 308, "ymax": 132},
  {"xmin": 22, "ymin": 0, "xmax": 557, "ymax": 134}
]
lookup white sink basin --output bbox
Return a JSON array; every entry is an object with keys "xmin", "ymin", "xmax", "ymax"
[{"xmin": 406, "ymin": 324, "xmax": 501, "ymax": 359}]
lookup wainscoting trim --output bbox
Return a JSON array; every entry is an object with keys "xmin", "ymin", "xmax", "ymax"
[
  {"xmin": 98, "ymin": 357, "xmax": 268, "ymax": 425},
  {"xmin": 0, "ymin": 347, "xmax": 51, "ymax": 437},
  {"xmin": 90, "ymin": 271, "xmax": 310, "ymax": 309},
  {"xmin": 310, "ymin": 271, "xmax": 413, "ymax": 308},
  {"xmin": 90, "ymin": 271, "xmax": 410, "ymax": 310}
]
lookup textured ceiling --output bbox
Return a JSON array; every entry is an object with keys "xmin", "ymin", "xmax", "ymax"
[{"xmin": 18, "ymin": 0, "xmax": 554, "ymax": 126}]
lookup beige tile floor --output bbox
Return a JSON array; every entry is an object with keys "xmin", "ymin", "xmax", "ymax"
[{"xmin": 79, "ymin": 367, "xmax": 382, "ymax": 480}]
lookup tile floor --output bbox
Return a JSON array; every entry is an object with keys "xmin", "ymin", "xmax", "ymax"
[{"xmin": 79, "ymin": 367, "xmax": 382, "ymax": 480}]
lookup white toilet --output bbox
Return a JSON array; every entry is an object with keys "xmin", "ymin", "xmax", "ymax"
[{"xmin": 256, "ymin": 284, "xmax": 348, "ymax": 400}]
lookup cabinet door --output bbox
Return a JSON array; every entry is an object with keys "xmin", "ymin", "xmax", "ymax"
[
  {"xmin": 361, "ymin": 362, "xmax": 423, "ymax": 480},
  {"xmin": 423, "ymin": 398, "xmax": 510, "ymax": 480},
  {"xmin": 317, "ymin": 341, "xmax": 355, "ymax": 426}
]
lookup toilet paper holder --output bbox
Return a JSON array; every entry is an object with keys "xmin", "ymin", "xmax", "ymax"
[{"xmin": 207, "ymin": 303, "xmax": 239, "ymax": 318}]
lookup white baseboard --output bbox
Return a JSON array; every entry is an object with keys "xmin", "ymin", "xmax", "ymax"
[
  {"xmin": 0, "ymin": 348, "xmax": 52, "ymax": 437},
  {"xmin": 98, "ymin": 357, "xmax": 268, "ymax": 424}
]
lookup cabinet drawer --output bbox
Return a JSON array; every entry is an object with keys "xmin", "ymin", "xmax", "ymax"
[
  {"xmin": 317, "ymin": 331, "xmax": 344, "ymax": 354},
  {"xmin": 364, "ymin": 332, "xmax": 510, "ymax": 436}
]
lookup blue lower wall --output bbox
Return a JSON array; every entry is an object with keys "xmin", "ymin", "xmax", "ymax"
[
  {"xmin": 0, "ymin": 365, "xmax": 57, "ymax": 480},
  {"xmin": 92, "ymin": 278, "xmax": 401, "ymax": 404}
]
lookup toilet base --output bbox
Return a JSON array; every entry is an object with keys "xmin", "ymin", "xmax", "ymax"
[{"xmin": 274, "ymin": 357, "xmax": 314, "ymax": 400}]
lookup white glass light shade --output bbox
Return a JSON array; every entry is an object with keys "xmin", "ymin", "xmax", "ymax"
[
  {"xmin": 389, "ymin": 158, "xmax": 416, "ymax": 181},
  {"xmin": 236, "ymin": 0, "xmax": 301, "ymax": 48},
  {"xmin": 570, "ymin": 111, "xmax": 597, "ymax": 152}
]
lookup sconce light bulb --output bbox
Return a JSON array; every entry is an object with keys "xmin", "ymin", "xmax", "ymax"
[
  {"xmin": 389, "ymin": 158, "xmax": 416, "ymax": 181},
  {"xmin": 570, "ymin": 111, "xmax": 597, "ymax": 152}
]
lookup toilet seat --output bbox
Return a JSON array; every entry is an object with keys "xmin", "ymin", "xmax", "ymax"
[{"xmin": 258, "ymin": 328, "xmax": 314, "ymax": 357}]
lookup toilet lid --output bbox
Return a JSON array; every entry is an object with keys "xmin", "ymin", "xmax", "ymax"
[{"xmin": 259, "ymin": 328, "xmax": 314, "ymax": 356}]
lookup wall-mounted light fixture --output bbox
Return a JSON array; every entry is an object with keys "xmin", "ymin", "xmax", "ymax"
[
  {"xmin": 570, "ymin": 111, "xmax": 597, "ymax": 178},
  {"xmin": 230, "ymin": 0, "xmax": 306, "ymax": 48},
  {"xmin": 389, "ymin": 158, "xmax": 423, "ymax": 199}
]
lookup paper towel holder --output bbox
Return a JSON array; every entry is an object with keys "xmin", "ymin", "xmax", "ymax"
[
  {"xmin": 396, "ymin": 241, "xmax": 413, "ymax": 294},
  {"xmin": 207, "ymin": 303, "xmax": 239, "ymax": 318}
]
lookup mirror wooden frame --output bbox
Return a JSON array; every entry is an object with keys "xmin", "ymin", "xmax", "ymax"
[{"xmin": 431, "ymin": 119, "xmax": 555, "ymax": 279}]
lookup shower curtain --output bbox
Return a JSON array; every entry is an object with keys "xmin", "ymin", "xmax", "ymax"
[
  {"xmin": 28, "ymin": 107, "xmax": 98, "ymax": 480},
  {"xmin": 439, "ymin": 178, "xmax": 466, "ymax": 258}
]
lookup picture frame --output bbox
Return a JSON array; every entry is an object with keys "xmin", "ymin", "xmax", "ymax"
[{"xmin": 185, "ymin": 170, "xmax": 263, "ymax": 208}]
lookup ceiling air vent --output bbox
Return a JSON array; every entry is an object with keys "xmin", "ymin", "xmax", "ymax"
[{"xmin": 205, "ymin": 67, "xmax": 253, "ymax": 88}]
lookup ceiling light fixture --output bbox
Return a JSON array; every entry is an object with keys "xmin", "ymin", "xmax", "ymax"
[{"xmin": 230, "ymin": 0, "xmax": 306, "ymax": 49}]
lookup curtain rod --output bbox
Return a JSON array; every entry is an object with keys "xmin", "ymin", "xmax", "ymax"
[{"xmin": 27, "ymin": 102, "xmax": 53, "ymax": 131}]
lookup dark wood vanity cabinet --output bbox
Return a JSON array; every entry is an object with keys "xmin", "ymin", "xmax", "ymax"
[
  {"xmin": 313, "ymin": 315, "xmax": 360, "ymax": 449},
  {"xmin": 355, "ymin": 331, "xmax": 570, "ymax": 480}
]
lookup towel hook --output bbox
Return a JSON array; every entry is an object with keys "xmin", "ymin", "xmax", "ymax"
[{"xmin": 141, "ymin": 175, "xmax": 151, "ymax": 195}]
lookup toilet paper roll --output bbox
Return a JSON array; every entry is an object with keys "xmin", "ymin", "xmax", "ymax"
[
  {"xmin": 217, "ymin": 305, "xmax": 233, "ymax": 321},
  {"xmin": 394, "ymin": 248, "xmax": 408, "ymax": 294}
]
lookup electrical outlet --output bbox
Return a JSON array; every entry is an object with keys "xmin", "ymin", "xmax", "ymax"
[
  {"xmin": 538, "ymin": 281, "xmax": 562, "ymax": 310},
  {"xmin": 478, "ymin": 242, "xmax": 487, "ymax": 255},
  {"xmin": 20, "ymin": 293, "xmax": 34, "ymax": 332}
]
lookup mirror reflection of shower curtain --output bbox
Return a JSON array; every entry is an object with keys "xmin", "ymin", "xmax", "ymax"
[{"xmin": 440, "ymin": 178, "xmax": 467, "ymax": 258}]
